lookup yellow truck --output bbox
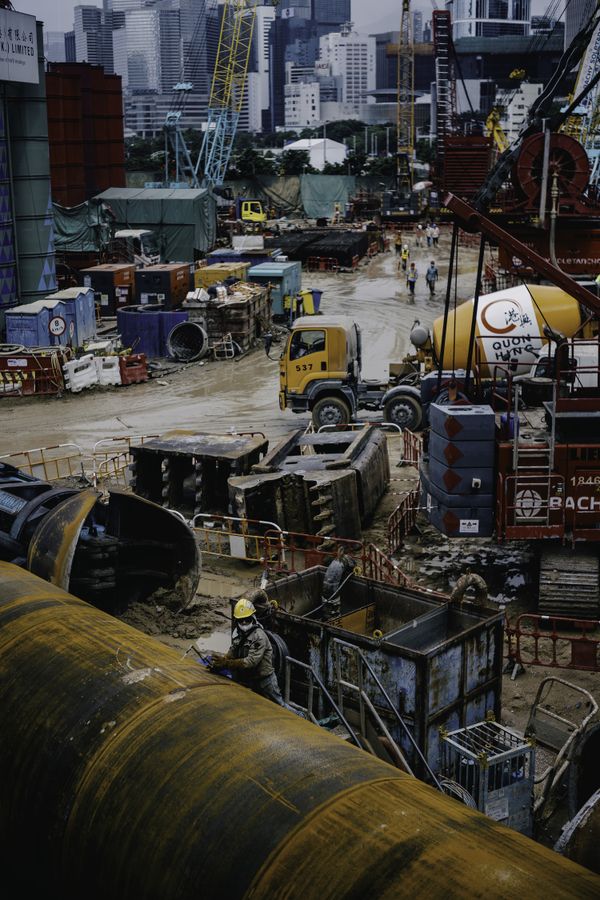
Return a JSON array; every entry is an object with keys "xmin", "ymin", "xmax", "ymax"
[{"xmin": 279, "ymin": 287, "xmax": 586, "ymax": 430}]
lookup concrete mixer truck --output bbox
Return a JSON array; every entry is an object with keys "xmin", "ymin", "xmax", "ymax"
[{"xmin": 279, "ymin": 285, "xmax": 587, "ymax": 430}]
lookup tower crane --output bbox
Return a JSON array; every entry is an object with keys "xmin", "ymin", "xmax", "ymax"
[
  {"xmin": 165, "ymin": 1, "xmax": 278, "ymax": 191},
  {"xmin": 397, "ymin": 0, "xmax": 414, "ymax": 197}
]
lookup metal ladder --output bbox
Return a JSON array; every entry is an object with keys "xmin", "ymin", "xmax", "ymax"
[
  {"xmin": 283, "ymin": 655, "xmax": 362, "ymax": 747},
  {"xmin": 332, "ymin": 637, "xmax": 442, "ymax": 788},
  {"xmin": 511, "ymin": 384, "xmax": 556, "ymax": 525}
]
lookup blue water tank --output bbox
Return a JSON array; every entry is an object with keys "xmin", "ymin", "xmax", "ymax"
[
  {"xmin": 117, "ymin": 306, "xmax": 189, "ymax": 358},
  {"xmin": 160, "ymin": 310, "xmax": 188, "ymax": 355},
  {"xmin": 118, "ymin": 306, "xmax": 163, "ymax": 358}
]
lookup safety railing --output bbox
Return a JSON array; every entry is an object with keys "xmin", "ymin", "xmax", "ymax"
[
  {"xmin": 361, "ymin": 542, "xmax": 411, "ymax": 587},
  {"xmin": 387, "ymin": 488, "xmax": 420, "ymax": 556},
  {"xmin": 505, "ymin": 613, "xmax": 600, "ymax": 673},
  {"xmin": 0, "ymin": 443, "xmax": 87, "ymax": 482},
  {"xmin": 400, "ymin": 429, "xmax": 423, "ymax": 467},
  {"xmin": 263, "ymin": 529, "xmax": 363, "ymax": 577},
  {"xmin": 92, "ymin": 434, "xmax": 161, "ymax": 488},
  {"xmin": 317, "ymin": 423, "xmax": 402, "ymax": 435},
  {"xmin": 283, "ymin": 655, "xmax": 361, "ymax": 747},
  {"xmin": 192, "ymin": 514, "xmax": 283, "ymax": 563}
]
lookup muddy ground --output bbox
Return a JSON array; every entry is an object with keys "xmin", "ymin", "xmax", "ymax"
[{"xmin": 3, "ymin": 227, "xmax": 599, "ymax": 843}]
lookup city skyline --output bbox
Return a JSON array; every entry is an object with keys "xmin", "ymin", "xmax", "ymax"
[{"xmin": 20, "ymin": 0, "xmax": 428, "ymax": 35}]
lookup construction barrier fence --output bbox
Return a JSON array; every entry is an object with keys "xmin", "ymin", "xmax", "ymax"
[{"xmin": 505, "ymin": 613, "xmax": 600, "ymax": 673}]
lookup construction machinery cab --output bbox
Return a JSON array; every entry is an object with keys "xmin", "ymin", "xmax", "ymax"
[{"xmin": 113, "ymin": 229, "xmax": 160, "ymax": 267}]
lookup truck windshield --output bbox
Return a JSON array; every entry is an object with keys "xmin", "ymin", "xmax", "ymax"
[
  {"xmin": 141, "ymin": 233, "xmax": 160, "ymax": 256},
  {"xmin": 290, "ymin": 330, "xmax": 325, "ymax": 360}
]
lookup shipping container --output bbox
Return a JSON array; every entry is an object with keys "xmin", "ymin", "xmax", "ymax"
[
  {"xmin": 135, "ymin": 264, "xmax": 191, "ymax": 309},
  {"xmin": 81, "ymin": 264, "xmax": 135, "ymax": 318},
  {"xmin": 194, "ymin": 262, "xmax": 250, "ymax": 289},
  {"xmin": 248, "ymin": 261, "xmax": 302, "ymax": 318}
]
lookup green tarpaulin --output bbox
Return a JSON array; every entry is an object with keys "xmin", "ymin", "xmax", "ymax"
[
  {"xmin": 95, "ymin": 187, "xmax": 217, "ymax": 261},
  {"xmin": 224, "ymin": 175, "xmax": 396, "ymax": 219}
]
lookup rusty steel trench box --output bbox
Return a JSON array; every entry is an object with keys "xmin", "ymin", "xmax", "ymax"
[
  {"xmin": 265, "ymin": 567, "xmax": 503, "ymax": 776},
  {"xmin": 229, "ymin": 427, "xmax": 390, "ymax": 539}
]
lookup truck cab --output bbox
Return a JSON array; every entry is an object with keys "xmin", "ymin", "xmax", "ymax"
[
  {"xmin": 236, "ymin": 199, "xmax": 267, "ymax": 224},
  {"xmin": 113, "ymin": 229, "xmax": 160, "ymax": 267},
  {"xmin": 279, "ymin": 316, "xmax": 361, "ymax": 425},
  {"xmin": 279, "ymin": 316, "xmax": 424, "ymax": 429}
]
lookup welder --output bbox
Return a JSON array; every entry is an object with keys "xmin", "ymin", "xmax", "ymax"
[{"xmin": 211, "ymin": 598, "xmax": 290, "ymax": 707}]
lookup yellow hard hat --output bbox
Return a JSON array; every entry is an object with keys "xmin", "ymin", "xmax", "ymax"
[{"xmin": 233, "ymin": 598, "xmax": 256, "ymax": 619}]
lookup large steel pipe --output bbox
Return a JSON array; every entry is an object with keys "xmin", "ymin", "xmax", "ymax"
[{"xmin": 0, "ymin": 563, "xmax": 598, "ymax": 899}]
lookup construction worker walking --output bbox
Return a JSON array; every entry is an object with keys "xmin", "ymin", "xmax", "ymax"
[
  {"xmin": 407, "ymin": 262, "xmax": 418, "ymax": 297},
  {"xmin": 211, "ymin": 598, "xmax": 290, "ymax": 708},
  {"xmin": 400, "ymin": 244, "xmax": 410, "ymax": 272},
  {"xmin": 425, "ymin": 260, "xmax": 439, "ymax": 296}
]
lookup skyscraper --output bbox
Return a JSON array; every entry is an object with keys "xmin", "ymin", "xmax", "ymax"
[
  {"xmin": 312, "ymin": 1, "xmax": 351, "ymax": 24},
  {"xmin": 73, "ymin": 4, "xmax": 115, "ymax": 72},
  {"xmin": 446, "ymin": 0, "xmax": 531, "ymax": 39}
]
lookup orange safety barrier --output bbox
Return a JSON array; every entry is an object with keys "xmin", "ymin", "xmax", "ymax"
[
  {"xmin": 401, "ymin": 429, "xmax": 424, "ymax": 467},
  {"xmin": 119, "ymin": 353, "xmax": 148, "ymax": 385},
  {"xmin": 306, "ymin": 257, "xmax": 339, "ymax": 273},
  {"xmin": 262, "ymin": 529, "xmax": 413, "ymax": 588},
  {"xmin": 387, "ymin": 488, "xmax": 420, "ymax": 556},
  {"xmin": 505, "ymin": 613, "xmax": 600, "ymax": 673}
]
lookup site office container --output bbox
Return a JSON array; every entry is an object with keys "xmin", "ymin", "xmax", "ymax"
[
  {"xmin": 264, "ymin": 567, "xmax": 503, "ymax": 776},
  {"xmin": 135, "ymin": 264, "xmax": 190, "ymax": 309},
  {"xmin": 194, "ymin": 262, "xmax": 250, "ymax": 289},
  {"xmin": 248, "ymin": 261, "xmax": 302, "ymax": 318},
  {"xmin": 81, "ymin": 264, "xmax": 135, "ymax": 318}
]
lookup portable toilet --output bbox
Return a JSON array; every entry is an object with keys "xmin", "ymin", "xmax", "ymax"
[
  {"xmin": 5, "ymin": 298, "xmax": 69, "ymax": 348},
  {"xmin": 248, "ymin": 260, "xmax": 302, "ymax": 319},
  {"xmin": 45, "ymin": 287, "xmax": 96, "ymax": 346}
]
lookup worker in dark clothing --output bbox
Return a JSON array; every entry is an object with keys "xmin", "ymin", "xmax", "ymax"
[
  {"xmin": 211, "ymin": 598, "xmax": 290, "ymax": 708},
  {"xmin": 321, "ymin": 546, "xmax": 355, "ymax": 618}
]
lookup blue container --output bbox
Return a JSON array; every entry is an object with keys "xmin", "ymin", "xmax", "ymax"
[
  {"xmin": 117, "ymin": 306, "xmax": 189, "ymax": 358},
  {"xmin": 208, "ymin": 248, "xmax": 282, "ymax": 267},
  {"xmin": 248, "ymin": 261, "xmax": 302, "ymax": 317},
  {"xmin": 500, "ymin": 412, "xmax": 519, "ymax": 439},
  {"xmin": 6, "ymin": 299, "xmax": 67, "ymax": 347},
  {"xmin": 118, "ymin": 306, "xmax": 163, "ymax": 358}
]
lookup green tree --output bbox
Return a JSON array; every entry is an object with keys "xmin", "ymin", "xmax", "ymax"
[
  {"xmin": 365, "ymin": 155, "xmax": 396, "ymax": 176},
  {"xmin": 415, "ymin": 139, "xmax": 435, "ymax": 165},
  {"xmin": 278, "ymin": 150, "xmax": 314, "ymax": 176}
]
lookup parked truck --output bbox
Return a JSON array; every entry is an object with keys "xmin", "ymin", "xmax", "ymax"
[{"xmin": 279, "ymin": 286, "xmax": 586, "ymax": 430}]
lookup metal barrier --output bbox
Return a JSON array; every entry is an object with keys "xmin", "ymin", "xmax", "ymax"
[
  {"xmin": 361, "ymin": 542, "xmax": 411, "ymax": 587},
  {"xmin": 306, "ymin": 257, "xmax": 339, "ymax": 272},
  {"xmin": 387, "ymin": 488, "xmax": 420, "ymax": 556},
  {"xmin": 263, "ymin": 529, "xmax": 363, "ymax": 576},
  {"xmin": 505, "ymin": 613, "xmax": 600, "ymax": 673},
  {"xmin": 192, "ymin": 514, "xmax": 283, "ymax": 563},
  {"xmin": 401, "ymin": 429, "xmax": 423, "ymax": 467},
  {"xmin": 92, "ymin": 434, "xmax": 160, "ymax": 487},
  {"xmin": 0, "ymin": 443, "xmax": 87, "ymax": 482}
]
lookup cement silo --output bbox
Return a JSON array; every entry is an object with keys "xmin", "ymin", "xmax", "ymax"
[{"xmin": 3, "ymin": 17, "xmax": 56, "ymax": 307}]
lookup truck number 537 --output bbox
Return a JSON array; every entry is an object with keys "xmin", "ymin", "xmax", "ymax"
[{"xmin": 295, "ymin": 363, "xmax": 313, "ymax": 371}]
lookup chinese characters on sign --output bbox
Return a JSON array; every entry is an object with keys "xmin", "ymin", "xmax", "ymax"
[{"xmin": 0, "ymin": 11, "xmax": 38, "ymax": 85}]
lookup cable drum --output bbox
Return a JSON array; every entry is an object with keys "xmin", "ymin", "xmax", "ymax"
[{"xmin": 167, "ymin": 322, "xmax": 209, "ymax": 362}]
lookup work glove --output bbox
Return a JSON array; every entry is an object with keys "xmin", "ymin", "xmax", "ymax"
[{"xmin": 210, "ymin": 653, "xmax": 230, "ymax": 669}]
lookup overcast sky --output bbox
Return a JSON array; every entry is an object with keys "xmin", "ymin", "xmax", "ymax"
[
  {"xmin": 18, "ymin": 1, "xmax": 429, "ymax": 35},
  {"xmin": 18, "ymin": 0, "xmax": 548, "ymax": 34}
]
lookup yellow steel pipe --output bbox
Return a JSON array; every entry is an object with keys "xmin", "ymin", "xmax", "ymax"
[{"xmin": 0, "ymin": 562, "xmax": 598, "ymax": 899}]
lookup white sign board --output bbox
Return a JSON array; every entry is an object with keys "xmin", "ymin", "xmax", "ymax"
[{"xmin": 0, "ymin": 11, "xmax": 38, "ymax": 85}]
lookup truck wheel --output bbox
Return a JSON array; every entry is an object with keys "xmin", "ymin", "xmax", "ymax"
[
  {"xmin": 312, "ymin": 396, "xmax": 351, "ymax": 429},
  {"xmin": 384, "ymin": 395, "xmax": 422, "ymax": 431}
]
